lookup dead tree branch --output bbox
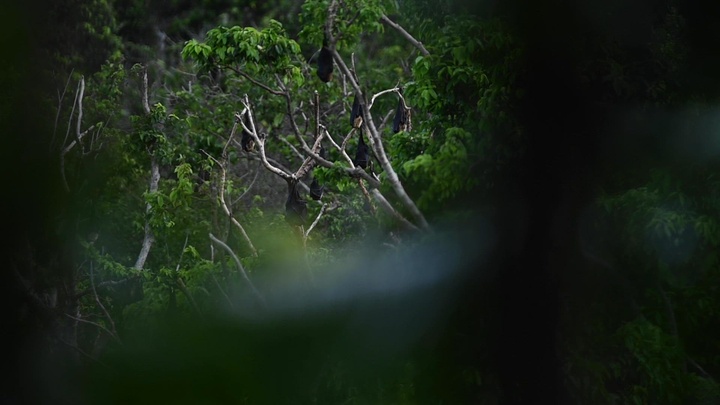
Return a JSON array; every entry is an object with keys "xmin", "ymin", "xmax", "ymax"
[
  {"xmin": 237, "ymin": 98, "xmax": 293, "ymax": 181},
  {"xmin": 216, "ymin": 121, "xmax": 259, "ymax": 256},
  {"xmin": 371, "ymin": 189, "xmax": 420, "ymax": 232},
  {"xmin": 325, "ymin": 4, "xmax": 430, "ymax": 230},
  {"xmin": 133, "ymin": 67, "xmax": 160, "ymax": 270},
  {"xmin": 381, "ymin": 14, "xmax": 430, "ymax": 56},
  {"xmin": 89, "ymin": 261, "xmax": 121, "ymax": 344},
  {"xmin": 209, "ymin": 232, "xmax": 266, "ymax": 307},
  {"xmin": 304, "ymin": 203, "xmax": 328, "ymax": 242}
]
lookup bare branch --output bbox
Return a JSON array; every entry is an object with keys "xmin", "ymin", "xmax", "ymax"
[
  {"xmin": 60, "ymin": 123, "xmax": 96, "ymax": 192},
  {"xmin": 341, "ymin": 127, "xmax": 357, "ymax": 151},
  {"xmin": 381, "ymin": 14, "xmax": 430, "ymax": 56},
  {"xmin": 52, "ymin": 68, "xmax": 74, "ymax": 149},
  {"xmin": 275, "ymin": 75, "xmax": 306, "ymax": 143},
  {"xmin": 134, "ymin": 66, "xmax": 160, "ymax": 270},
  {"xmin": 75, "ymin": 75, "xmax": 86, "ymax": 150},
  {"xmin": 301, "ymin": 134, "xmax": 380, "ymax": 188},
  {"xmin": 331, "ymin": 48, "xmax": 430, "ymax": 230},
  {"xmin": 324, "ymin": 0, "xmax": 341, "ymax": 47},
  {"xmin": 209, "ymin": 233, "xmax": 266, "ymax": 307},
  {"xmin": 368, "ymin": 87, "xmax": 401, "ymax": 110},
  {"xmin": 294, "ymin": 132, "xmax": 325, "ymax": 179},
  {"xmin": 141, "ymin": 70, "xmax": 150, "ymax": 113},
  {"xmin": 89, "ymin": 261, "xmax": 120, "ymax": 343},
  {"xmin": 64, "ymin": 313, "xmax": 122, "ymax": 345},
  {"xmin": 176, "ymin": 277, "xmax": 202, "ymax": 316},
  {"xmin": 357, "ymin": 179, "xmax": 377, "ymax": 216},
  {"xmin": 228, "ymin": 66, "xmax": 284, "ymax": 95},
  {"xmin": 212, "ymin": 274, "xmax": 235, "ymax": 309},
  {"xmin": 278, "ymin": 136, "xmax": 306, "ymax": 161},
  {"xmin": 688, "ymin": 358, "xmax": 715, "ymax": 380},
  {"xmin": 62, "ymin": 78, "xmax": 81, "ymax": 152},
  {"xmin": 232, "ymin": 165, "xmax": 261, "ymax": 205},
  {"xmin": 293, "ymin": 93, "xmax": 325, "ymax": 179},
  {"xmin": 73, "ymin": 277, "xmax": 135, "ymax": 300},
  {"xmin": 237, "ymin": 98, "xmax": 293, "ymax": 181},
  {"xmin": 174, "ymin": 233, "xmax": 190, "ymax": 272},
  {"xmin": 378, "ymin": 109, "xmax": 395, "ymax": 132},
  {"xmin": 370, "ymin": 189, "xmax": 420, "ymax": 232},
  {"xmin": 217, "ymin": 121, "xmax": 259, "ymax": 256},
  {"xmin": 304, "ymin": 203, "xmax": 328, "ymax": 241},
  {"xmin": 324, "ymin": 128, "xmax": 355, "ymax": 167}
]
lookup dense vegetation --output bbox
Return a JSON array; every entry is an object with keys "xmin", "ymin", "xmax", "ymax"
[{"xmin": 4, "ymin": 0, "xmax": 720, "ymax": 404}]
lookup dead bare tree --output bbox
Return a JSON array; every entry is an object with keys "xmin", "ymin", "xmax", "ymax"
[{"xmin": 323, "ymin": 0, "xmax": 430, "ymax": 231}]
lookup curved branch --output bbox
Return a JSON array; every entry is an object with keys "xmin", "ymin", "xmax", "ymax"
[
  {"xmin": 294, "ymin": 93, "xmax": 325, "ymax": 179},
  {"xmin": 278, "ymin": 136, "xmax": 305, "ymax": 161},
  {"xmin": 218, "ymin": 124, "xmax": 259, "ymax": 257},
  {"xmin": 368, "ymin": 87, "xmax": 400, "ymax": 111},
  {"xmin": 227, "ymin": 66, "xmax": 284, "ymax": 95},
  {"xmin": 304, "ymin": 203, "xmax": 328, "ymax": 241},
  {"xmin": 236, "ymin": 102, "xmax": 293, "ymax": 181},
  {"xmin": 89, "ymin": 261, "xmax": 120, "ymax": 343},
  {"xmin": 209, "ymin": 233, "xmax": 266, "ymax": 307},
  {"xmin": 275, "ymin": 75, "xmax": 307, "ymax": 146},
  {"xmin": 232, "ymin": 165, "xmax": 261, "ymax": 205},
  {"xmin": 357, "ymin": 179, "xmax": 377, "ymax": 216},
  {"xmin": 371, "ymin": 189, "xmax": 420, "ymax": 232},
  {"xmin": 324, "ymin": 129, "xmax": 355, "ymax": 167},
  {"xmin": 381, "ymin": 14, "xmax": 430, "ymax": 56},
  {"xmin": 294, "ymin": 132, "xmax": 325, "ymax": 179}
]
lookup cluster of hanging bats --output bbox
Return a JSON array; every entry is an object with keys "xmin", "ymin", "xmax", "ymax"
[{"xmin": 241, "ymin": 36, "xmax": 409, "ymax": 228}]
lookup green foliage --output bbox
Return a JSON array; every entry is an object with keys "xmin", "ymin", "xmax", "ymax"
[
  {"xmin": 182, "ymin": 20, "xmax": 303, "ymax": 83},
  {"xmin": 399, "ymin": 127, "xmax": 479, "ymax": 211},
  {"xmin": 389, "ymin": 17, "xmax": 523, "ymax": 216},
  {"xmin": 298, "ymin": 0, "xmax": 388, "ymax": 49},
  {"xmin": 575, "ymin": 6, "xmax": 687, "ymax": 104},
  {"xmin": 618, "ymin": 318, "xmax": 687, "ymax": 403},
  {"xmin": 41, "ymin": 0, "xmax": 123, "ymax": 75}
]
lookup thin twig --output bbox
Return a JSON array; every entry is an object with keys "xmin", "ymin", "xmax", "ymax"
[
  {"xmin": 688, "ymin": 358, "xmax": 715, "ymax": 380},
  {"xmin": 378, "ymin": 109, "xmax": 395, "ymax": 132},
  {"xmin": 227, "ymin": 66, "xmax": 284, "ymax": 95},
  {"xmin": 325, "ymin": 129, "xmax": 355, "ymax": 167},
  {"xmin": 237, "ymin": 100, "xmax": 293, "ymax": 180},
  {"xmin": 217, "ymin": 120, "xmax": 259, "ymax": 256},
  {"xmin": 212, "ymin": 274, "xmax": 234, "ymax": 309},
  {"xmin": 52, "ymin": 68, "xmax": 74, "ymax": 150},
  {"xmin": 232, "ymin": 166, "xmax": 261, "ymax": 205},
  {"xmin": 176, "ymin": 277, "xmax": 202, "ymax": 315},
  {"xmin": 89, "ymin": 261, "xmax": 119, "ymax": 342},
  {"xmin": 64, "ymin": 314, "xmax": 122, "ymax": 345},
  {"xmin": 304, "ymin": 203, "xmax": 328, "ymax": 241},
  {"xmin": 278, "ymin": 136, "xmax": 306, "ymax": 161},
  {"xmin": 357, "ymin": 179, "xmax": 377, "ymax": 216},
  {"xmin": 56, "ymin": 337, "xmax": 109, "ymax": 368}
]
